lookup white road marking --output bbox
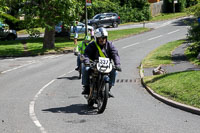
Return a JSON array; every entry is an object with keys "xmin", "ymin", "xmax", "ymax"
[
  {"xmin": 42, "ymin": 55, "xmax": 63, "ymax": 59},
  {"xmin": 155, "ymin": 21, "xmax": 172, "ymax": 29},
  {"xmin": 167, "ymin": 29, "xmax": 180, "ymax": 35},
  {"xmin": 122, "ymin": 42, "xmax": 139, "ymax": 49},
  {"xmin": 147, "ymin": 35, "xmax": 163, "ymax": 41},
  {"xmin": 1, "ymin": 61, "xmax": 36, "ymax": 74},
  {"xmin": 29, "ymin": 70, "xmax": 74, "ymax": 133},
  {"xmin": 1, "ymin": 55, "xmax": 63, "ymax": 74}
]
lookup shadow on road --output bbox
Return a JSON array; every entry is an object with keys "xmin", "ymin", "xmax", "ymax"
[
  {"xmin": 42, "ymin": 104, "xmax": 98, "ymax": 115},
  {"xmin": 57, "ymin": 76, "xmax": 80, "ymax": 80},
  {"xmin": 172, "ymin": 17, "xmax": 195, "ymax": 26}
]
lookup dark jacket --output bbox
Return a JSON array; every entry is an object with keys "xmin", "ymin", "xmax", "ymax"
[{"xmin": 83, "ymin": 41, "xmax": 120, "ymax": 66}]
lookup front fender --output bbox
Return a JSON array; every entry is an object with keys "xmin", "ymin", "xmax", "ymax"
[{"xmin": 103, "ymin": 75, "xmax": 110, "ymax": 83}]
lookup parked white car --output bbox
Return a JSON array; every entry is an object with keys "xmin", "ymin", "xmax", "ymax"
[
  {"xmin": 70, "ymin": 21, "xmax": 94, "ymax": 34},
  {"xmin": 55, "ymin": 21, "xmax": 94, "ymax": 37}
]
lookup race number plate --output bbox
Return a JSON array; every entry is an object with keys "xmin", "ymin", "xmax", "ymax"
[{"xmin": 98, "ymin": 57, "xmax": 110, "ymax": 67}]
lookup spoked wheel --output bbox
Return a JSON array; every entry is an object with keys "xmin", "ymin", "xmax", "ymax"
[
  {"xmin": 87, "ymin": 84, "xmax": 94, "ymax": 107},
  {"xmin": 96, "ymin": 83, "xmax": 109, "ymax": 114}
]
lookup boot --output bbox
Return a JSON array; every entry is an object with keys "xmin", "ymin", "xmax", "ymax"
[
  {"xmin": 108, "ymin": 86, "xmax": 114, "ymax": 98},
  {"xmin": 75, "ymin": 66, "xmax": 79, "ymax": 71},
  {"xmin": 82, "ymin": 85, "xmax": 90, "ymax": 95}
]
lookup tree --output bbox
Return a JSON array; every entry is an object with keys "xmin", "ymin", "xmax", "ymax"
[
  {"xmin": 21, "ymin": 0, "xmax": 81, "ymax": 49},
  {"xmin": 187, "ymin": 1, "xmax": 200, "ymax": 58},
  {"xmin": 0, "ymin": 1, "xmax": 9, "ymax": 22}
]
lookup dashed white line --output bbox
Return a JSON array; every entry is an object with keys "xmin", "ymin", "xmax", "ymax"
[
  {"xmin": 29, "ymin": 70, "xmax": 74, "ymax": 133},
  {"xmin": 1, "ymin": 61, "xmax": 36, "ymax": 74},
  {"xmin": 122, "ymin": 42, "xmax": 139, "ymax": 49},
  {"xmin": 42, "ymin": 55, "xmax": 63, "ymax": 59},
  {"xmin": 167, "ymin": 29, "xmax": 180, "ymax": 35},
  {"xmin": 147, "ymin": 35, "xmax": 163, "ymax": 41}
]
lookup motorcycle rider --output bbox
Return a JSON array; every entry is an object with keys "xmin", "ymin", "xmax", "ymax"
[
  {"xmin": 82, "ymin": 27, "xmax": 122, "ymax": 97},
  {"xmin": 74, "ymin": 35, "xmax": 91, "ymax": 71}
]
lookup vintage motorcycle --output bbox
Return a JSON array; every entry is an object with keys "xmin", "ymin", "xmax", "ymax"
[{"xmin": 84, "ymin": 57, "xmax": 114, "ymax": 114}]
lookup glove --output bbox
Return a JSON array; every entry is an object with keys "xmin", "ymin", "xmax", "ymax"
[{"xmin": 116, "ymin": 65, "xmax": 122, "ymax": 72}]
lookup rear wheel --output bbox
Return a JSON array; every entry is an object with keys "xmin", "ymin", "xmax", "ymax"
[
  {"xmin": 112, "ymin": 22, "xmax": 118, "ymax": 28},
  {"xmin": 97, "ymin": 82, "xmax": 109, "ymax": 114}
]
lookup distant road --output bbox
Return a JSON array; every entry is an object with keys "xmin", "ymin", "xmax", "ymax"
[{"xmin": 17, "ymin": 16, "xmax": 191, "ymax": 39}]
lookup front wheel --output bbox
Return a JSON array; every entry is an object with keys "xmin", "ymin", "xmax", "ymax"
[{"xmin": 97, "ymin": 82, "xmax": 109, "ymax": 114}]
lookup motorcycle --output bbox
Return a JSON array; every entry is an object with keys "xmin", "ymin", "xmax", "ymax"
[{"xmin": 84, "ymin": 57, "xmax": 114, "ymax": 114}]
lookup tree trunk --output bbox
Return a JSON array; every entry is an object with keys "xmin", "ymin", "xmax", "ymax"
[{"xmin": 43, "ymin": 25, "xmax": 55, "ymax": 49}]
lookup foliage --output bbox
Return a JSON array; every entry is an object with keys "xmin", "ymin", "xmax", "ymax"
[
  {"xmin": 187, "ymin": 22, "xmax": 200, "ymax": 56},
  {"xmin": 185, "ymin": 43, "xmax": 200, "ymax": 65},
  {"xmin": 88, "ymin": 0, "xmax": 150, "ymax": 23},
  {"xmin": 186, "ymin": 0, "xmax": 198, "ymax": 7},
  {"xmin": 177, "ymin": 0, "xmax": 186, "ymax": 12},
  {"xmin": 0, "ymin": 1, "xmax": 9, "ymax": 22},
  {"xmin": 186, "ymin": 1, "xmax": 200, "ymax": 57},
  {"xmin": 19, "ymin": 0, "xmax": 82, "ymax": 49},
  {"xmin": 187, "ymin": 0, "xmax": 200, "ymax": 17},
  {"xmin": 87, "ymin": 0, "xmax": 119, "ymax": 19},
  {"xmin": 164, "ymin": 0, "xmax": 188, "ymax": 12}
]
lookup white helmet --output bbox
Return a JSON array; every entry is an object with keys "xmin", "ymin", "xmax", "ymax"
[{"xmin": 94, "ymin": 27, "xmax": 108, "ymax": 38}]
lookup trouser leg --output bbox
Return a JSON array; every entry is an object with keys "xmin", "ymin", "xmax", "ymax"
[
  {"xmin": 82, "ymin": 64, "xmax": 90, "ymax": 86},
  {"xmin": 77, "ymin": 55, "xmax": 81, "ymax": 67},
  {"xmin": 109, "ymin": 69, "xmax": 117, "ymax": 87}
]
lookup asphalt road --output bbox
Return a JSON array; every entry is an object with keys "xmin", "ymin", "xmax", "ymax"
[{"xmin": 1, "ymin": 17, "xmax": 200, "ymax": 133}]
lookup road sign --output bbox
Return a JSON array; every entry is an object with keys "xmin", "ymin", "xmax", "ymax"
[{"xmin": 86, "ymin": 0, "xmax": 92, "ymax": 6}]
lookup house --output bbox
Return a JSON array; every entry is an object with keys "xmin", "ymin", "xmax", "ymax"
[{"xmin": 148, "ymin": 0, "xmax": 160, "ymax": 3}]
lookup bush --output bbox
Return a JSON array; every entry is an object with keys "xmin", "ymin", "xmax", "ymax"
[
  {"xmin": 163, "ymin": 0, "xmax": 186, "ymax": 13},
  {"xmin": 188, "ymin": 22, "xmax": 200, "ymax": 42},
  {"xmin": 187, "ymin": 21, "xmax": 200, "ymax": 55}
]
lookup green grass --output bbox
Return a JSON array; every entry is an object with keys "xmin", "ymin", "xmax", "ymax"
[
  {"xmin": 150, "ymin": 12, "xmax": 187, "ymax": 22},
  {"xmin": 143, "ymin": 71, "xmax": 200, "ymax": 108},
  {"xmin": 108, "ymin": 28, "xmax": 150, "ymax": 41},
  {"xmin": 0, "ymin": 27, "xmax": 150, "ymax": 57},
  {"xmin": 142, "ymin": 39, "xmax": 200, "ymax": 109},
  {"xmin": 142, "ymin": 40, "xmax": 185, "ymax": 68}
]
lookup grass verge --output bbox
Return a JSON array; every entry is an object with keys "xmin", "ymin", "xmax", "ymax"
[
  {"xmin": 142, "ymin": 40, "xmax": 185, "ymax": 68},
  {"xmin": 143, "ymin": 71, "xmax": 200, "ymax": 108},
  {"xmin": 150, "ymin": 12, "xmax": 187, "ymax": 22},
  {"xmin": 142, "ymin": 39, "xmax": 200, "ymax": 109}
]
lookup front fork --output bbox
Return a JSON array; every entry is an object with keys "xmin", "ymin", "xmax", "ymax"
[{"xmin": 89, "ymin": 74, "xmax": 110, "ymax": 99}]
